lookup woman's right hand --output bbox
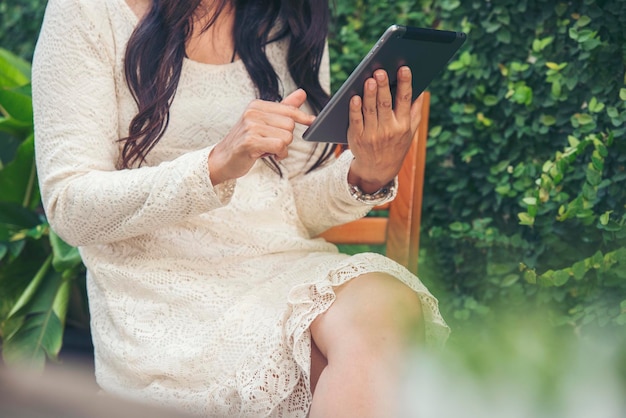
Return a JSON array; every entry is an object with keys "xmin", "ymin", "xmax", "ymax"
[{"xmin": 208, "ymin": 89, "xmax": 315, "ymax": 185}]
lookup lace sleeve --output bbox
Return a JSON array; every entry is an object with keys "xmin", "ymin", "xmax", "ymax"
[
  {"xmin": 32, "ymin": 0, "xmax": 229, "ymax": 247},
  {"xmin": 289, "ymin": 150, "xmax": 396, "ymax": 237}
]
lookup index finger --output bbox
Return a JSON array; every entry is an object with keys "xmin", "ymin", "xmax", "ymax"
[
  {"xmin": 280, "ymin": 89, "xmax": 316, "ymax": 126},
  {"xmin": 249, "ymin": 99, "xmax": 316, "ymax": 126}
]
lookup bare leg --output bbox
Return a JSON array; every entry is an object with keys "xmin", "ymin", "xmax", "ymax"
[
  {"xmin": 309, "ymin": 338, "xmax": 327, "ymax": 394},
  {"xmin": 308, "ymin": 273, "xmax": 424, "ymax": 418}
]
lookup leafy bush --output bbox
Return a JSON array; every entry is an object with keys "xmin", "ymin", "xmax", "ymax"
[
  {"xmin": 416, "ymin": 0, "xmax": 626, "ymax": 332},
  {"xmin": 0, "ymin": 0, "xmax": 47, "ymax": 60},
  {"xmin": 0, "ymin": 48, "xmax": 86, "ymax": 368}
]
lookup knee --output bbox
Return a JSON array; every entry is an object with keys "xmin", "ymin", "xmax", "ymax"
[
  {"xmin": 312, "ymin": 273, "xmax": 424, "ymax": 360},
  {"xmin": 353, "ymin": 273, "xmax": 424, "ymax": 347}
]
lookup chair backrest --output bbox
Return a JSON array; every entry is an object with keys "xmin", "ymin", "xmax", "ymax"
[{"xmin": 318, "ymin": 92, "xmax": 430, "ymax": 275}]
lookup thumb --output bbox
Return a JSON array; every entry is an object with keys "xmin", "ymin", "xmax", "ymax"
[{"xmin": 281, "ymin": 88, "xmax": 308, "ymax": 108}]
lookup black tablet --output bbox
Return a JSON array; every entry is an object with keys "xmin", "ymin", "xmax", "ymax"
[{"xmin": 303, "ymin": 25, "xmax": 466, "ymax": 144}]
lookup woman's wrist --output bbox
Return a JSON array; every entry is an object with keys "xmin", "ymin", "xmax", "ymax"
[
  {"xmin": 347, "ymin": 159, "xmax": 396, "ymax": 193},
  {"xmin": 207, "ymin": 146, "xmax": 232, "ymax": 186},
  {"xmin": 348, "ymin": 180, "xmax": 396, "ymax": 203}
]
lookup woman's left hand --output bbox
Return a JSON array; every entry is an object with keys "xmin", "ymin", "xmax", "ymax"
[{"xmin": 346, "ymin": 66, "xmax": 424, "ymax": 193}]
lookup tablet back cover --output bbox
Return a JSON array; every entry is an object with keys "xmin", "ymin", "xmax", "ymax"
[{"xmin": 303, "ymin": 25, "xmax": 466, "ymax": 144}]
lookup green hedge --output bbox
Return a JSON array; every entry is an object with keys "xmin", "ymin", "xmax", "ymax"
[{"xmin": 330, "ymin": 0, "xmax": 626, "ymax": 333}]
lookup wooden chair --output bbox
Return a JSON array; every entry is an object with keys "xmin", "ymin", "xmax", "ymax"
[{"xmin": 319, "ymin": 92, "xmax": 430, "ymax": 276}]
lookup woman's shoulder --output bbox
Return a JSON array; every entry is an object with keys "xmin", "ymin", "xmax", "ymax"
[
  {"xmin": 45, "ymin": 0, "xmax": 108, "ymax": 15},
  {"xmin": 44, "ymin": 0, "xmax": 134, "ymax": 27},
  {"xmin": 37, "ymin": 0, "xmax": 132, "ymax": 62}
]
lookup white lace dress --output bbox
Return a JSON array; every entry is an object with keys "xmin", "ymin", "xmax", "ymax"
[{"xmin": 32, "ymin": 0, "xmax": 450, "ymax": 416}]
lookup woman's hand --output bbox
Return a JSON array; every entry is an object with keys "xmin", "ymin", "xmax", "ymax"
[
  {"xmin": 208, "ymin": 89, "xmax": 315, "ymax": 185},
  {"xmin": 347, "ymin": 66, "xmax": 424, "ymax": 193}
]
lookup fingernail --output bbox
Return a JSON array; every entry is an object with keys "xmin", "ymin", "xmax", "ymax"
[
  {"xmin": 367, "ymin": 79, "xmax": 377, "ymax": 90},
  {"xmin": 375, "ymin": 71, "xmax": 385, "ymax": 81},
  {"xmin": 401, "ymin": 66, "xmax": 411, "ymax": 77}
]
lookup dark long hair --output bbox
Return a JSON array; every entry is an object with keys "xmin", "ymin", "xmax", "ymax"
[{"xmin": 121, "ymin": 0, "xmax": 335, "ymax": 173}]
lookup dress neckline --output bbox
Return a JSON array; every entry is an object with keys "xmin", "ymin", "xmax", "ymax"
[{"xmin": 116, "ymin": 0, "xmax": 245, "ymax": 70}]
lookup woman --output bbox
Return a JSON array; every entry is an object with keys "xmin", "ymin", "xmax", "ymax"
[{"xmin": 32, "ymin": 0, "xmax": 449, "ymax": 416}]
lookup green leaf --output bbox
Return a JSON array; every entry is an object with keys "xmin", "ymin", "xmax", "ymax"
[
  {"xmin": 620, "ymin": 88, "xmax": 626, "ymax": 101},
  {"xmin": 586, "ymin": 165, "xmax": 602, "ymax": 186},
  {"xmin": 546, "ymin": 62, "xmax": 566, "ymax": 71},
  {"xmin": 429, "ymin": 125, "xmax": 442, "ymax": 137},
  {"xmin": 449, "ymin": 221, "xmax": 470, "ymax": 232},
  {"xmin": 572, "ymin": 261, "xmax": 586, "ymax": 280},
  {"xmin": 501, "ymin": 274, "xmax": 519, "ymax": 287},
  {"xmin": 588, "ymin": 97, "xmax": 605, "ymax": 113},
  {"xmin": 540, "ymin": 114, "xmax": 556, "ymax": 126},
  {"xmin": 567, "ymin": 136, "xmax": 580, "ymax": 147},
  {"xmin": 496, "ymin": 29, "xmax": 511, "ymax": 44},
  {"xmin": 575, "ymin": 113, "xmax": 594, "ymax": 125},
  {"xmin": 0, "ymin": 48, "xmax": 31, "ymax": 88},
  {"xmin": 496, "ymin": 184, "xmax": 511, "ymax": 195},
  {"xmin": 49, "ymin": 230, "xmax": 82, "ymax": 272},
  {"xmin": 0, "ymin": 116, "xmax": 32, "ymax": 137},
  {"xmin": 539, "ymin": 270, "xmax": 554, "ymax": 287},
  {"xmin": 483, "ymin": 95, "xmax": 498, "ymax": 106},
  {"xmin": 0, "ymin": 201, "xmax": 41, "ymax": 241},
  {"xmin": 2, "ymin": 255, "xmax": 71, "ymax": 368},
  {"xmin": 596, "ymin": 142, "xmax": 608, "ymax": 157},
  {"xmin": 0, "ymin": 86, "xmax": 33, "ymax": 123},
  {"xmin": 607, "ymin": 106, "xmax": 619, "ymax": 118},
  {"xmin": 523, "ymin": 269, "xmax": 536, "ymax": 284},
  {"xmin": 591, "ymin": 251, "xmax": 603, "ymax": 269},
  {"xmin": 532, "ymin": 37, "xmax": 553, "ymax": 52},
  {"xmin": 448, "ymin": 60, "xmax": 465, "ymax": 71},
  {"xmin": 511, "ymin": 85, "xmax": 533, "ymax": 105},
  {"xmin": 2, "ymin": 310, "xmax": 64, "ymax": 369},
  {"xmin": 7, "ymin": 256, "xmax": 51, "ymax": 319},
  {"xmin": 553, "ymin": 269, "xmax": 570, "ymax": 286},
  {"xmin": 551, "ymin": 80, "xmax": 562, "ymax": 97},
  {"xmin": 576, "ymin": 15, "xmax": 591, "ymax": 27},
  {"xmin": 52, "ymin": 278, "xmax": 72, "ymax": 326},
  {"xmin": 440, "ymin": 0, "xmax": 461, "ymax": 11},
  {"xmin": 518, "ymin": 212, "xmax": 534, "ymax": 226},
  {"xmin": 0, "ymin": 134, "xmax": 39, "ymax": 209}
]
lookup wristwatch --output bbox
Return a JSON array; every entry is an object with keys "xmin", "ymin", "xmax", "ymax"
[{"xmin": 348, "ymin": 180, "xmax": 396, "ymax": 203}]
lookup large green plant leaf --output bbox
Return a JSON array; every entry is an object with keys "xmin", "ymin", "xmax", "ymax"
[
  {"xmin": 3, "ymin": 258, "xmax": 70, "ymax": 369},
  {"xmin": 0, "ymin": 116, "xmax": 32, "ymax": 138},
  {"xmin": 0, "ymin": 201, "xmax": 41, "ymax": 241},
  {"xmin": 7, "ymin": 255, "xmax": 51, "ymax": 319},
  {"xmin": 2, "ymin": 310, "xmax": 64, "ymax": 369},
  {"xmin": 0, "ymin": 85, "xmax": 33, "ymax": 123},
  {"xmin": 0, "ymin": 49, "xmax": 33, "ymax": 141},
  {"xmin": 0, "ymin": 131, "xmax": 20, "ymax": 165},
  {"xmin": 0, "ymin": 133, "xmax": 38, "ymax": 209},
  {"xmin": 0, "ymin": 48, "xmax": 31, "ymax": 88},
  {"xmin": 0, "ymin": 240, "xmax": 48, "ymax": 318},
  {"xmin": 49, "ymin": 230, "xmax": 82, "ymax": 273}
]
